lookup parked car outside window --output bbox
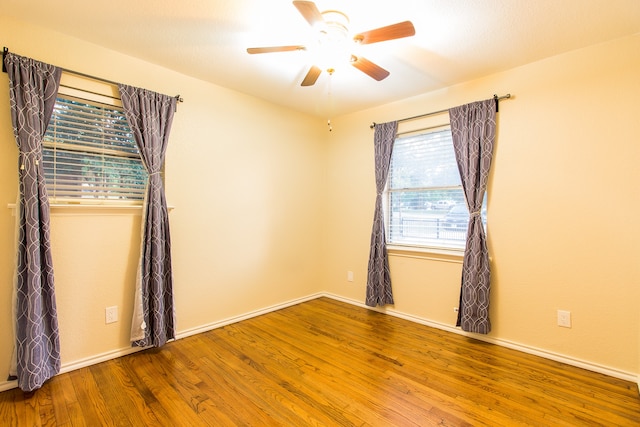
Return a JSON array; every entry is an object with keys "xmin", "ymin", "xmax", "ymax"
[
  {"xmin": 443, "ymin": 204, "xmax": 469, "ymax": 229},
  {"xmin": 434, "ymin": 200, "xmax": 455, "ymax": 210}
]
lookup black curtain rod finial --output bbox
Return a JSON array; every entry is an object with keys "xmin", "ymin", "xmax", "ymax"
[{"xmin": 2, "ymin": 47, "xmax": 8, "ymax": 73}]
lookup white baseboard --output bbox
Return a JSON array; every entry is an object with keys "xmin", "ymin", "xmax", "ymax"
[
  {"xmin": 321, "ymin": 292, "xmax": 638, "ymax": 384},
  {"xmin": 1, "ymin": 291, "xmax": 637, "ymax": 393},
  {"xmin": 0, "ymin": 380, "xmax": 16, "ymax": 392}
]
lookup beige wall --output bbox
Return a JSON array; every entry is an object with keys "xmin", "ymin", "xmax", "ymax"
[
  {"xmin": 324, "ymin": 34, "xmax": 640, "ymax": 375},
  {"xmin": 0, "ymin": 16, "xmax": 326, "ymax": 381},
  {"xmin": 1, "ymin": 15, "xmax": 639, "ymax": 387}
]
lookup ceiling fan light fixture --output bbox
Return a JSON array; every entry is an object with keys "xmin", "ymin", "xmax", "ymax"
[
  {"xmin": 320, "ymin": 10, "xmax": 349, "ymax": 35},
  {"xmin": 312, "ymin": 10, "xmax": 351, "ymax": 71}
]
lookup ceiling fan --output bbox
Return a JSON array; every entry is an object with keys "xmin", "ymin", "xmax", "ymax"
[{"xmin": 246, "ymin": 1, "xmax": 415, "ymax": 86}]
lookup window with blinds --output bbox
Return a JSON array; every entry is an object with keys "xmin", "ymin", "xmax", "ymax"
[
  {"xmin": 386, "ymin": 127, "xmax": 485, "ymax": 250},
  {"xmin": 43, "ymin": 96, "xmax": 147, "ymax": 204}
]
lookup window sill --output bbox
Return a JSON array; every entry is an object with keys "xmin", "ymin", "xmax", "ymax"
[
  {"xmin": 387, "ymin": 244, "xmax": 464, "ymax": 264},
  {"xmin": 7, "ymin": 203, "xmax": 175, "ymax": 215}
]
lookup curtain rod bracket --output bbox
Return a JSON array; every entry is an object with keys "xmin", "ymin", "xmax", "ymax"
[{"xmin": 2, "ymin": 47, "xmax": 8, "ymax": 73}]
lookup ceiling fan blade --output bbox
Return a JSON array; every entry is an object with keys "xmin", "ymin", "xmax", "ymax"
[
  {"xmin": 351, "ymin": 56, "xmax": 390, "ymax": 81},
  {"xmin": 293, "ymin": 1, "xmax": 324, "ymax": 27},
  {"xmin": 354, "ymin": 21, "xmax": 415, "ymax": 45},
  {"xmin": 301, "ymin": 65, "xmax": 322, "ymax": 86},
  {"xmin": 247, "ymin": 45, "xmax": 305, "ymax": 54}
]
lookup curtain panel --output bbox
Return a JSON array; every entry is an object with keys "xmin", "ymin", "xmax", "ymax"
[
  {"xmin": 366, "ymin": 121, "xmax": 398, "ymax": 307},
  {"xmin": 4, "ymin": 52, "xmax": 62, "ymax": 392},
  {"xmin": 449, "ymin": 99, "xmax": 496, "ymax": 334},
  {"xmin": 119, "ymin": 85, "xmax": 177, "ymax": 348}
]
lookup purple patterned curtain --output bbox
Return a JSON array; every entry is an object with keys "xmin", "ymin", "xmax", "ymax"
[
  {"xmin": 118, "ymin": 85, "xmax": 176, "ymax": 347},
  {"xmin": 4, "ymin": 53, "xmax": 61, "ymax": 391},
  {"xmin": 366, "ymin": 121, "xmax": 398, "ymax": 307},
  {"xmin": 449, "ymin": 99, "xmax": 496, "ymax": 334}
]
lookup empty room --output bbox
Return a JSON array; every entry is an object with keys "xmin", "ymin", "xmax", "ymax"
[{"xmin": 0, "ymin": 1, "xmax": 639, "ymax": 425}]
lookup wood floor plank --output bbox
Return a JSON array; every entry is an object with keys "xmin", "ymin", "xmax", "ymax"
[
  {"xmin": 204, "ymin": 326, "xmax": 341, "ymax": 426},
  {"xmin": 229, "ymin": 322, "xmax": 416, "ymax": 426},
  {"xmin": 34, "ymin": 384, "xmax": 57, "ymax": 427},
  {"xmin": 89, "ymin": 358, "xmax": 159, "ymax": 426},
  {"xmin": 229, "ymin": 321, "xmax": 417, "ymax": 426},
  {"xmin": 244, "ymin": 312, "xmax": 450, "ymax": 424},
  {"xmin": 121, "ymin": 349, "xmax": 210, "ymax": 426},
  {"xmin": 255, "ymin": 307, "xmax": 514, "ymax": 426},
  {"xmin": 151, "ymin": 344, "xmax": 244, "ymax": 426},
  {"xmin": 51, "ymin": 372, "xmax": 85, "ymax": 427},
  {"xmin": 68, "ymin": 368, "xmax": 116, "ymax": 426},
  {"xmin": 1, "ymin": 297, "xmax": 639, "ymax": 426},
  {"xmin": 174, "ymin": 337, "xmax": 279, "ymax": 426},
  {"xmin": 114, "ymin": 354, "xmax": 177, "ymax": 427},
  {"xmin": 266, "ymin": 305, "xmax": 512, "ymax": 422},
  {"xmin": 47, "ymin": 375, "xmax": 73, "ymax": 426}
]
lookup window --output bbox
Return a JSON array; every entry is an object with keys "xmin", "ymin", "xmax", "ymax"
[
  {"xmin": 385, "ymin": 126, "xmax": 486, "ymax": 250},
  {"xmin": 43, "ymin": 95, "xmax": 147, "ymax": 204}
]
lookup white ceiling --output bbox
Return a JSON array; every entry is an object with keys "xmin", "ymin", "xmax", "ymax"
[{"xmin": 4, "ymin": 0, "xmax": 640, "ymax": 117}]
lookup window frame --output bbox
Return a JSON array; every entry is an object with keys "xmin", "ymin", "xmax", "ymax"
[
  {"xmin": 42, "ymin": 74, "xmax": 148, "ymax": 207},
  {"xmin": 384, "ymin": 125, "xmax": 486, "ymax": 255}
]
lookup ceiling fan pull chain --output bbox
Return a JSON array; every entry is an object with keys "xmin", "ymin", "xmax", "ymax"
[{"xmin": 327, "ymin": 68, "xmax": 334, "ymax": 131}]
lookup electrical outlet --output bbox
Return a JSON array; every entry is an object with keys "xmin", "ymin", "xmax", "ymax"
[
  {"xmin": 347, "ymin": 271, "xmax": 354, "ymax": 282},
  {"xmin": 105, "ymin": 306, "xmax": 118, "ymax": 324},
  {"xmin": 557, "ymin": 310, "xmax": 571, "ymax": 328}
]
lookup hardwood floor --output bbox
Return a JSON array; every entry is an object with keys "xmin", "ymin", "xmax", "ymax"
[{"xmin": 1, "ymin": 297, "xmax": 639, "ymax": 426}]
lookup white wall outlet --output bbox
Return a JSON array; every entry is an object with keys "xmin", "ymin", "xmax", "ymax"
[
  {"xmin": 105, "ymin": 306, "xmax": 118, "ymax": 324},
  {"xmin": 347, "ymin": 270, "xmax": 354, "ymax": 282},
  {"xmin": 557, "ymin": 309, "xmax": 571, "ymax": 328}
]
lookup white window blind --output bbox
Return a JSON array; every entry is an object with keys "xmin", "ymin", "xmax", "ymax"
[
  {"xmin": 386, "ymin": 127, "xmax": 485, "ymax": 250},
  {"xmin": 43, "ymin": 96, "xmax": 148, "ymax": 203}
]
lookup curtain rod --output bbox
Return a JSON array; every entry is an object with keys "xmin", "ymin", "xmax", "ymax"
[
  {"xmin": 2, "ymin": 47, "xmax": 183, "ymax": 103},
  {"xmin": 369, "ymin": 94, "xmax": 511, "ymax": 129}
]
